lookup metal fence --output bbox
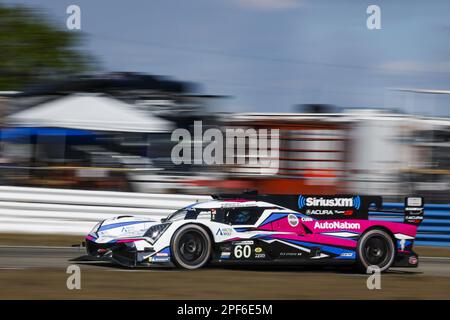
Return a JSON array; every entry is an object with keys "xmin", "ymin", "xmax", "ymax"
[
  {"xmin": 0, "ymin": 186, "xmax": 449, "ymax": 247},
  {"xmin": 0, "ymin": 186, "xmax": 210, "ymax": 234}
]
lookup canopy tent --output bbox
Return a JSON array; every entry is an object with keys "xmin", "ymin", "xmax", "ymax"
[
  {"xmin": 0, "ymin": 127, "xmax": 96, "ymax": 145},
  {"xmin": 6, "ymin": 94, "xmax": 174, "ymax": 133},
  {"xmin": 1, "ymin": 127, "xmax": 94, "ymax": 139}
]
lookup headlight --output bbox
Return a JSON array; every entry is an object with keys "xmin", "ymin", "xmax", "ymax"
[{"xmin": 144, "ymin": 223, "xmax": 171, "ymax": 244}]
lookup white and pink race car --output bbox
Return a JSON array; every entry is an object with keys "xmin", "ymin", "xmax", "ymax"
[{"xmin": 84, "ymin": 193, "xmax": 424, "ymax": 272}]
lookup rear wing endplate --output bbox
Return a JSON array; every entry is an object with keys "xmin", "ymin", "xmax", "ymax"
[{"xmin": 403, "ymin": 196, "xmax": 425, "ymax": 225}]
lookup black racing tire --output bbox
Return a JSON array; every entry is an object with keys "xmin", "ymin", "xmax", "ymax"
[
  {"xmin": 171, "ymin": 224, "xmax": 212, "ymax": 270},
  {"xmin": 356, "ymin": 229, "xmax": 395, "ymax": 273}
]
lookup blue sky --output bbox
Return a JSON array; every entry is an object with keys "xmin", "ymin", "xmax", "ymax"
[{"xmin": 6, "ymin": 0, "xmax": 450, "ymax": 115}]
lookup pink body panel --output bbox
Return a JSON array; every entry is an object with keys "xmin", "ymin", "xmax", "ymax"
[{"xmin": 256, "ymin": 214, "xmax": 418, "ymax": 249}]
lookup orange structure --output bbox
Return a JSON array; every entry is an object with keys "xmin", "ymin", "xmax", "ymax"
[{"xmin": 221, "ymin": 113, "xmax": 349, "ymax": 195}]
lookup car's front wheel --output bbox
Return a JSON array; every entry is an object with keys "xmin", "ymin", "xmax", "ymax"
[
  {"xmin": 356, "ymin": 229, "xmax": 395, "ymax": 273},
  {"xmin": 171, "ymin": 224, "xmax": 211, "ymax": 270}
]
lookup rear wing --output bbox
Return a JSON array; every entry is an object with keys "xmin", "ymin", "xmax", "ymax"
[
  {"xmin": 367, "ymin": 196, "xmax": 425, "ymax": 225},
  {"xmin": 403, "ymin": 197, "xmax": 425, "ymax": 225},
  {"xmin": 213, "ymin": 193, "xmax": 382, "ymax": 220},
  {"xmin": 213, "ymin": 193, "xmax": 424, "ymax": 223}
]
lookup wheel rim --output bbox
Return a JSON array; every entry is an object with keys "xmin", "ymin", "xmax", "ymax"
[
  {"xmin": 177, "ymin": 230, "xmax": 207, "ymax": 266},
  {"xmin": 363, "ymin": 235, "xmax": 390, "ymax": 266}
]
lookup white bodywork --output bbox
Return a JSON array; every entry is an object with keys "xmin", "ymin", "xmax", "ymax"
[{"xmin": 88, "ymin": 200, "xmax": 296, "ymax": 263}]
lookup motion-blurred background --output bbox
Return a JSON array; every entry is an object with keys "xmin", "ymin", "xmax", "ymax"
[
  {"xmin": 1, "ymin": 2, "xmax": 450, "ymax": 300},
  {"xmin": 1, "ymin": 1, "xmax": 450, "ymax": 241}
]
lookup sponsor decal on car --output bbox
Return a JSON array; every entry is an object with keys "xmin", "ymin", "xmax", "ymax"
[
  {"xmin": 255, "ymin": 247, "xmax": 263, "ymax": 253},
  {"xmin": 156, "ymin": 252, "xmax": 169, "ymax": 257},
  {"xmin": 407, "ymin": 197, "xmax": 422, "ymax": 207},
  {"xmin": 409, "ymin": 256, "xmax": 418, "ymax": 265},
  {"xmin": 280, "ymin": 252, "xmax": 303, "ymax": 257},
  {"xmin": 216, "ymin": 227, "xmax": 233, "ymax": 236},
  {"xmin": 405, "ymin": 215, "xmax": 423, "ymax": 224},
  {"xmin": 306, "ymin": 209, "xmax": 334, "ymax": 215},
  {"xmin": 305, "ymin": 209, "xmax": 355, "ymax": 216},
  {"xmin": 149, "ymin": 256, "xmax": 170, "ymax": 262},
  {"xmin": 299, "ymin": 196, "xmax": 360, "ymax": 209},
  {"xmin": 232, "ymin": 240, "xmax": 254, "ymax": 245},
  {"xmin": 221, "ymin": 202, "xmax": 256, "ymax": 208},
  {"xmin": 314, "ymin": 221, "xmax": 361, "ymax": 230},
  {"xmin": 121, "ymin": 226, "xmax": 136, "ymax": 233},
  {"xmin": 334, "ymin": 210, "xmax": 354, "ymax": 216},
  {"xmin": 340, "ymin": 252, "xmax": 355, "ymax": 257},
  {"xmin": 288, "ymin": 214, "xmax": 299, "ymax": 227},
  {"xmin": 404, "ymin": 197, "xmax": 424, "ymax": 225}
]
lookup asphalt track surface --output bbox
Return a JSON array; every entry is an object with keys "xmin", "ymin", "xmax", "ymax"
[
  {"xmin": 0, "ymin": 245, "xmax": 449, "ymax": 299},
  {"xmin": 0, "ymin": 245, "xmax": 449, "ymax": 274}
]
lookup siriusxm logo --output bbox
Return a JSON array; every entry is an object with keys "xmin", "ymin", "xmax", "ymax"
[
  {"xmin": 307, "ymin": 198, "xmax": 353, "ymax": 207},
  {"xmin": 298, "ymin": 195, "xmax": 361, "ymax": 209}
]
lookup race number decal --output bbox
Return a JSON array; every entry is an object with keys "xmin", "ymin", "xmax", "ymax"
[{"xmin": 234, "ymin": 245, "xmax": 251, "ymax": 259}]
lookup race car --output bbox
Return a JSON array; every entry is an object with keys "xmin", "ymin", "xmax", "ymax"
[{"xmin": 84, "ymin": 193, "xmax": 424, "ymax": 272}]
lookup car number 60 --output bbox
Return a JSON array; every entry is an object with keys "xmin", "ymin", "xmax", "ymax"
[{"xmin": 234, "ymin": 245, "xmax": 251, "ymax": 259}]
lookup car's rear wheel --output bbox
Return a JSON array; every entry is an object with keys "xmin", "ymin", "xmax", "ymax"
[
  {"xmin": 171, "ymin": 224, "xmax": 211, "ymax": 270},
  {"xmin": 356, "ymin": 229, "xmax": 395, "ymax": 273}
]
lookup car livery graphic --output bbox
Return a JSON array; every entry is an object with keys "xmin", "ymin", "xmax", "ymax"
[{"xmin": 84, "ymin": 193, "xmax": 424, "ymax": 272}]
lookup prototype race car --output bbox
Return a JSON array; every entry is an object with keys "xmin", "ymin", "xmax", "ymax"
[{"xmin": 84, "ymin": 193, "xmax": 424, "ymax": 272}]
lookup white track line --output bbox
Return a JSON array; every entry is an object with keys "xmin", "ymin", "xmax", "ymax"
[
  {"xmin": 1, "ymin": 246, "xmax": 450, "ymax": 261},
  {"xmin": 420, "ymin": 256, "xmax": 450, "ymax": 260}
]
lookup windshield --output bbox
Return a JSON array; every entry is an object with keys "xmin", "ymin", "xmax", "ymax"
[{"xmin": 163, "ymin": 208, "xmax": 191, "ymax": 222}]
